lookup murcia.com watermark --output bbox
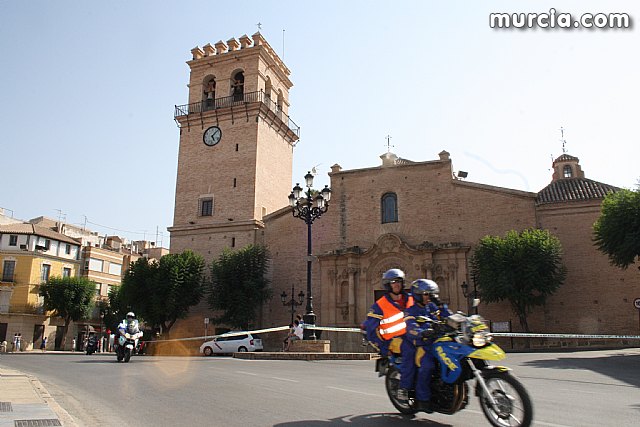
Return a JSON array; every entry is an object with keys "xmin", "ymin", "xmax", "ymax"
[{"xmin": 490, "ymin": 8, "xmax": 632, "ymax": 29}]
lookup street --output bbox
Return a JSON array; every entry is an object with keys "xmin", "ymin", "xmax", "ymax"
[{"xmin": 1, "ymin": 348, "xmax": 639, "ymax": 426}]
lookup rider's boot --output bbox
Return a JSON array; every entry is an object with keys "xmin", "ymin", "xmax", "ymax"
[{"xmin": 416, "ymin": 400, "xmax": 433, "ymax": 413}]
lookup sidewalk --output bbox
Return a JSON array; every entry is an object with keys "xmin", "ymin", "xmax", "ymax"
[{"xmin": 0, "ymin": 365, "xmax": 77, "ymax": 427}]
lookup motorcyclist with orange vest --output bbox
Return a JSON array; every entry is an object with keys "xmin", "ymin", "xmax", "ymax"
[
  {"xmin": 363, "ymin": 268, "xmax": 414, "ymax": 357},
  {"xmin": 400, "ymin": 279, "xmax": 452, "ymax": 412}
]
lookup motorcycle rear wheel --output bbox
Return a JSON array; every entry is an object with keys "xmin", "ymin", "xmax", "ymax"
[
  {"xmin": 384, "ymin": 365, "xmax": 418, "ymax": 415},
  {"xmin": 479, "ymin": 371, "xmax": 533, "ymax": 427}
]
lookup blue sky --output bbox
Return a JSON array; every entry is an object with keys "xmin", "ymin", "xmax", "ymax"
[{"xmin": 1, "ymin": 1, "xmax": 638, "ymax": 247}]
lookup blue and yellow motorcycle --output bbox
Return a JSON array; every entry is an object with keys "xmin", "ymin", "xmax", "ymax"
[{"xmin": 374, "ymin": 312, "xmax": 533, "ymax": 426}]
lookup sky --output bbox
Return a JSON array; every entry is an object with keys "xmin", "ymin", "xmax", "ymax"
[{"xmin": 1, "ymin": 0, "xmax": 638, "ymax": 247}]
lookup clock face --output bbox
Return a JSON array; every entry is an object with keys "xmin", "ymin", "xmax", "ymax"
[{"xmin": 203, "ymin": 126, "xmax": 222, "ymax": 146}]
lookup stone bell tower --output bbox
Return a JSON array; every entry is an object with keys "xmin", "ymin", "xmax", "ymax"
[{"xmin": 169, "ymin": 33, "xmax": 299, "ymax": 258}]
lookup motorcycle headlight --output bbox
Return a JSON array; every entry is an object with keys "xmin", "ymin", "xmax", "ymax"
[{"xmin": 472, "ymin": 333, "xmax": 487, "ymax": 347}]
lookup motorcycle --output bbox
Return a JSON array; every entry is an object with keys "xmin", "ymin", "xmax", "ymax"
[
  {"xmin": 370, "ymin": 311, "xmax": 533, "ymax": 427},
  {"xmin": 116, "ymin": 329, "xmax": 143, "ymax": 363},
  {"xmin": 85, "ymin": 335, "xmax": 98, "ymax": 355}
]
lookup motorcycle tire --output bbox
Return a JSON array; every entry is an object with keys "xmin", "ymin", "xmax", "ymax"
[
  {"xmin": 384, "ymin": 365, "xmax": 418, "ymax": 415},
  {"xmin": 124, "ymin": 348, "xmax": 132, "ymax": 363},
  {"xmin": 478, "ymin": 371, "xmax": 533, "ymax": 427},
  {"xmin": 116, "ymin": 349, "xmax": 123, "ymax": 362}
]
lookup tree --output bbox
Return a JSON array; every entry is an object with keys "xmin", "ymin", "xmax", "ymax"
[
  {"xmin": 119, "ymin": 250, "xmax": 205, "ymax": 336},
  {"xmin": 98, "ymin": 285, "xmax": 124, "ymax": 333},
  {"xmin": 470, "ymin": 228, "xmax": 567, "ymax": 333},
  {"xmin": 593, "ymin": 186, "xmax": 640, "ymax": 270},
  {"xmin": 207, "ymin": 245, "xmax": 272, "ymax": 331},
  {"xmin": 39, "ymin": 276, "xmax": 96, "ymax": 349}
]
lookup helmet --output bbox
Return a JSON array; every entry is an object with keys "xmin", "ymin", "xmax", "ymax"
[
  {"xmin": 126, "ymin": 312, "xmax": 135, "ymax": 319},
  {"xmin": 382, "ymin": 268, "xmax": 406, "ymax": 292},
  {"xmin": 411, "ymin": 279, "xmax": 440, "ymax": 303}
]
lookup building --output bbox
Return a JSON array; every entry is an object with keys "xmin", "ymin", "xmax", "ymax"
[
  {"xmin": 0, "ymin": 223, "xmax": 82, "ymax": 350},
  {"xmin": 169, "ymin": 34, "xmax": 640, "ymax": 351}
]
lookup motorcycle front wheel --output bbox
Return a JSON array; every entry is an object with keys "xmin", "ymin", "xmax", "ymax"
[
  {"xmin": 124, "ymin": 348, "xmax": 132, "ymax": 363},
  {"xmin": 384, "ymin": 365, "xmax": 417, "ymax": 415},
  {"xmin": 478, "ymin": 371, "xmax": 533, "ymax": 427}
]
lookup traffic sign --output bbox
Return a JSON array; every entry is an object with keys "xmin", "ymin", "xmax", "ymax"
[
  {"xmin": 204, "ymin": 317, "xmax": 210, "ymax": 324},
  {"xmin": 634, "ymin": 298, "xmax": 640, "ymax": 309}
]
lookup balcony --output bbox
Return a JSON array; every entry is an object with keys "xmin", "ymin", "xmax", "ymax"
[{"xmin": 174, "ymin": 90, "xmax": 300, "ymax": 137}]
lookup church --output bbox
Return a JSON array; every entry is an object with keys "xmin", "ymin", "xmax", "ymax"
[{"xmin": 168, "ymin": 33, "xmax": 639, "ymax": 351}]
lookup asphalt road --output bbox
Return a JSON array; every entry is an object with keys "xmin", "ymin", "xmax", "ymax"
[{"xmin": 1, "ymin": 348, "xmax": 639, "ymax": 426}]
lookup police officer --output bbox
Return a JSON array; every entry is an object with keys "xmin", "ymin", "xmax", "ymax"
[
  {"xmin": 363, "ymin": 268, "xmax": 414, "ymax": 357},
  {"xmin": 400, "ymin": 279, "xmax": 451, "ymax": 412}
]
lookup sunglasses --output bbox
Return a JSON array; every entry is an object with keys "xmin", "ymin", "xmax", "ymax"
[{"xmin": 390, "ymin": 279, "xmax": 404, "ymax": 284}]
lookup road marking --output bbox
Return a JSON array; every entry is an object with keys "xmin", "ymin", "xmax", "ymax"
[
  {"xmin": 235, "ymin": 371, "xmax": 258, "ymax": 376},
  {"xmin": 270, "ymin": 376, "xmax": 299, "ymax": 383},
  {"xmin": 325, "ymin": 386, "xmax": 380, "ymax": 397},
  {"xmin": 464, "ymin": 409, "xmax": 571, "ymax": 427},
  {"xmin": 558, "ymin": 388, "xmax": 601, "ymax": 395}
]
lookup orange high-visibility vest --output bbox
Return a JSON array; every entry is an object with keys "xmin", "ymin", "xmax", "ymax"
[{"xmin": 377, "ymin": 295, "xmax": 414, "ymax": 340}]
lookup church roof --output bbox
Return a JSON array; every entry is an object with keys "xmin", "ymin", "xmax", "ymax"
[
  {"xmin": 536, "ymin": 178, "xmax": 619, "ymax": 205},
  {"xmin": 553, "ymin": 153, "xmax": 579, "ymax": 163}
]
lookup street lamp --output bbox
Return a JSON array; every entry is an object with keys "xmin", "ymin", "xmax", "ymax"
[
  {"xmin": 280, "ymin": 285, "xmax": 305, "ymax": 325},
  {"xmin": 460, "ymin": 277, "xmax": 479, "ymax": 314},
  {"xmin": 289, "ymin": 172, "xmax": 331, "ymax": 340}
]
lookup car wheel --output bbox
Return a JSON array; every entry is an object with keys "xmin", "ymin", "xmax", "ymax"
[
  {"xmin": 203, "ymin": 346, "xmax": 213, "ymax": 356},
  {"xmin": 238, "ymin": 346, "xmax": 248, "ymax": 352}
]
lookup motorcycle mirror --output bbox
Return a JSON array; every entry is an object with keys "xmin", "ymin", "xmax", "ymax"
[{"xmin": 472, "ymin": 298, "xmax": 480, "ymax": 307}]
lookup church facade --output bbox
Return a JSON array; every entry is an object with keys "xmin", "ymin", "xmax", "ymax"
[{"xmin": 169, "ymin": 34, "xmax": 639, "ymax": 351}]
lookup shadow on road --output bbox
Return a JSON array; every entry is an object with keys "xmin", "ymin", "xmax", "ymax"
[
  {"xmin": 522, "ymin": 351, "xmax": 640, "ymax": 387},
  {"xmin": 273, "ymin": 413, "xmax": 452, "ymax": 426},
  {"xmin": 73, "ymin": 358, "xmax": 154, "ymax": 364}
]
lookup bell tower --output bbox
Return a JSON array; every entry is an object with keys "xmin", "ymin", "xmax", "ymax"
[{"xmin": 169, "ymin": 33, "xmax": 299, "ymax": 258}]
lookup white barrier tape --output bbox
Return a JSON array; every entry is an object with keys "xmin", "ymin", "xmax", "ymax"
[
  {"xmin": 492, "ymin": 333, "xmax": 640, "ymax": 339},
  {"xmin": 150, "ymin": 325, "xmax": 290, "ymax": 343},
  {"xmin": 147, "ymin": 325, "xmax": 640, "ymax": 343},
  {"xmin": 306, "ymin": 325, "xmax": 640, "ymax": 340}
]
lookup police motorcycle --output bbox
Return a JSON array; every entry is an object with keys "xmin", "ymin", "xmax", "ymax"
[
  {"xmin": 370, "ymin": 306, "xmax": 533, "ymax": 427},
  {"xmin": 116, "ymin": 312, "xmax": 143, "ymax": 363},
  {"xmin": 85, "ymin": 334, "xmax": 98, "ymax": 355}
]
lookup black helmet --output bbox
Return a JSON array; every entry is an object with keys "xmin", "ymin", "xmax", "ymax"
[
  {"xmin": 382, "ymin": 268, "xmax": 405, "ymax": 292},
  {"xmin": 411, "ymin": 279, "xmax": 439, "ymax": 303}
]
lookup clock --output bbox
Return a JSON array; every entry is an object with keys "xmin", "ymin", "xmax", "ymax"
[{"xmin": 203, "ymin": 126, "xmax": 222, "ymax": 146}]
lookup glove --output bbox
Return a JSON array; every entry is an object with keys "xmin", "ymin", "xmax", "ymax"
[{"xmin": 421, "ymin": 328, "xmax": 436, "ymax": 340}]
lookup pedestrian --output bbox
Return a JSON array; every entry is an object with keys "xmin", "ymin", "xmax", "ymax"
[
  {"xmin": 12, "ymin": 333, "xmax": 18, "ymax": 352},
  {"xmin": 40, "ymin": 336, "xmax": 47, "ymax": 352},
  {"xmin": 16, "ymin": 333, "xmax": 22, "ymax": 351},
  {"xmin": 282, "ymin": 323, "xmax": 293, "ymax": 351},
  {"xmin": 72, "ymin": 337, "xmax": 76, "ymax": 352},
  {"xmin": 284, "ymin": 319, "xmax": 303, "ymax": 351}
]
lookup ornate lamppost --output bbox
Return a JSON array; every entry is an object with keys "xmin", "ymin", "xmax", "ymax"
[
  {"xmin": 280, "ymin": 285, "xmax": 305, "ymax": 325},
  {"xmin": 460, "ymin": 276, "xmax": 479, "ymax": 315},
  {"xmin": 288, "ymin": 172, "xmax": 331, "ymax": 340}
]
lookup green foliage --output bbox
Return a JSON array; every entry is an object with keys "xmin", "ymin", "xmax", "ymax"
[
  {"xmin": 593, "ymin": 187, "xmax": 640, "ymax": 269},
  {"xmin": 98, "ymin": 286, "xmax": 124, "ymax": 333},
  {"xmin": 207, "ymin": 245, "xmax": 272, "ymax": 330},
  {"xmin": 119, "ymin": 250, "xmax": 205, "ymax": 335},
  {"xmin": 39, "ymin": 276, "xmax": 96, "ymax": 348},
  {"xmin": 471, "ymin": 228, "xmax": 567, "ymax": 332}
]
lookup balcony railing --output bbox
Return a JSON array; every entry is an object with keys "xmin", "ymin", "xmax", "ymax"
[{"xmin": 174, "ymin": 90, "xmax": 300, "ymax": 137}]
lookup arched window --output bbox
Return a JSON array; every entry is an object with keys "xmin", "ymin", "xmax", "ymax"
[
  {"xmin": 381, "ymin": 193, "xmax": 398, "ymax": 223},
  {"xmin": 563, "ymin": 165, "xmax": 573, "ymax": 178},
  {"xmin": 264, "ymin": 77, "xmax": 272, "ymax": 101},
  {"xmin": 203, "ymin": 76, "xmax": 216, "ymax": 109},
  {"xmin": 231, "ymin": 71, "xmax": 244, "ymax": 101}
]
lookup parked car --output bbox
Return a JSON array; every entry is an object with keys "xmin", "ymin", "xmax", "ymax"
[{"xmin": 200, "ymin": 333, "xmax": 263, "ymax": 356}]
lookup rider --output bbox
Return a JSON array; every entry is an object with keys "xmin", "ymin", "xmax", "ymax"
[
  {"xmin": 363, "ymin": 268, "xmax": 414, "ymax": 358},
  {"xmin": 118, "ymin": 312, "xmax": 140, "ymax": 337},
  {"xmin": 400, "ymin": 279, "xmax": 452, "ymax": 413}
]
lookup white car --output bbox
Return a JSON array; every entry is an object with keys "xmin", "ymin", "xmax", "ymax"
[{"xmin": 200, "ymin": 333, "xmax": 263, "ymax": 356}]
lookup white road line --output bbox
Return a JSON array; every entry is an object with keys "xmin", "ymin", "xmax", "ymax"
[
  {"xmin": 558, "ymin": 388, "xmax": 601, "ymax": 395},
  {"xmin": 464, "ymin": 409, "xmax": 571, "ymax": 427},
  {"xmin": 325, "ymin": 386, "xmax": 380, "ymax": 397},
  {"xmin": 270, "ymin": 376, "xmax": 299, "ymax": 383},
  {"xmin": 235, "ymin": 371, "xmax": 258, "ymax": 376}
]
